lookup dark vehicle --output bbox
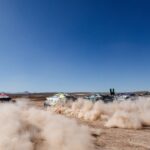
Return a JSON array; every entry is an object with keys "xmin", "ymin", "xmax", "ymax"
[
  {"xmin": 100, "ymin": 94, "xmax": 115, "ymax": 102},
  {"xmin": 65, "ymin": 95, "xmax": 77, "ymax": 101}
]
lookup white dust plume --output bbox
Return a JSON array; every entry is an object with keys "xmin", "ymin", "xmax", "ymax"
[{"xmin": 0, "ymin": 100, "xmax": 94, "ymax": 150}]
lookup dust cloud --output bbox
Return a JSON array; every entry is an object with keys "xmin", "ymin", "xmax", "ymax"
[
  {"xmin": 0, "ymin": 100, "xmax": 94, "ymax": 150},
  {"xmin": 51, "ymin": 97, "xmax": 150, "ymax": 129}
]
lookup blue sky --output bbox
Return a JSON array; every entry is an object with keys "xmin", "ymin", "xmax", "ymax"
[{"xmin": 0, "ymin": 0, "xmax": 150, "ymax": 92}]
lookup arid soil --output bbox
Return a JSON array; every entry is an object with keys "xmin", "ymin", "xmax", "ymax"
[
  {"xmin": 13, "ymin": 94, "xmax": 150, "ymax": 150},
  {"xmin": 91, "ymin": 123, "xmax": 150, "ymax": 150}
]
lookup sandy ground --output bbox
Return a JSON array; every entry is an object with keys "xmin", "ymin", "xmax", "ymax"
[{"xmin": 92, "ymin": 124, "xmax": 150, "ymax": 150}]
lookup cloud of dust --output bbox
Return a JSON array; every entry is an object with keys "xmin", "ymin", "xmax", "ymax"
[
  {"xmin": 0, "ymin": 100, "xmax": 94, "ymax": 150},
  {"xmin": 52, "ymin": 97, "xmax": 150, "ymax": 129}
]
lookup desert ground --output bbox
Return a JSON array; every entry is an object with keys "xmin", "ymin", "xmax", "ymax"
[{"xmin": 9, "ymin": 93, "xmax": 150, "ymax": 150}]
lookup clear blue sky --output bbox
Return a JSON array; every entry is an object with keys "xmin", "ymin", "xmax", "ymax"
[{"xmin": 0, "ymin": 0, "xmax": 150, "ymax": 92}]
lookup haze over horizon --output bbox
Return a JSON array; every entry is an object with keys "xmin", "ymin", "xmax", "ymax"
[{"xmin": 0, "ymin": 0, "xmax": 150, "ymax": 92}]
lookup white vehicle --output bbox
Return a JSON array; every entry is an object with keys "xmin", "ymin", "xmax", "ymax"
[{"xmin": 44, "ymin": 93, "xmax": 76, "ymax": 107}]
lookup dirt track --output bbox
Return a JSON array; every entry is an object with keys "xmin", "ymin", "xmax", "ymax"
[
  {"xmin": 92, "ymin": 126, "xmax": 150, "ymax": 150},
  {"xmin": 26, "ymin": 98, "xmax": 150, "ymax": 150}
]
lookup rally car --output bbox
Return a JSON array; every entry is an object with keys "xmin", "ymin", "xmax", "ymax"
[
  {"xmin": 44, "ymin": 93, "xmax": 77, "ymax": 107},
  {"xmin": 0, "ymin": 93, "xmax": 12, "ymax": 102}
]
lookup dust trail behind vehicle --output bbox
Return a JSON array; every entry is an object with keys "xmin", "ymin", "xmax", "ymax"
[{"xmin": 50, "ymin": 97, "xmax": 150, "ymax": 129}]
